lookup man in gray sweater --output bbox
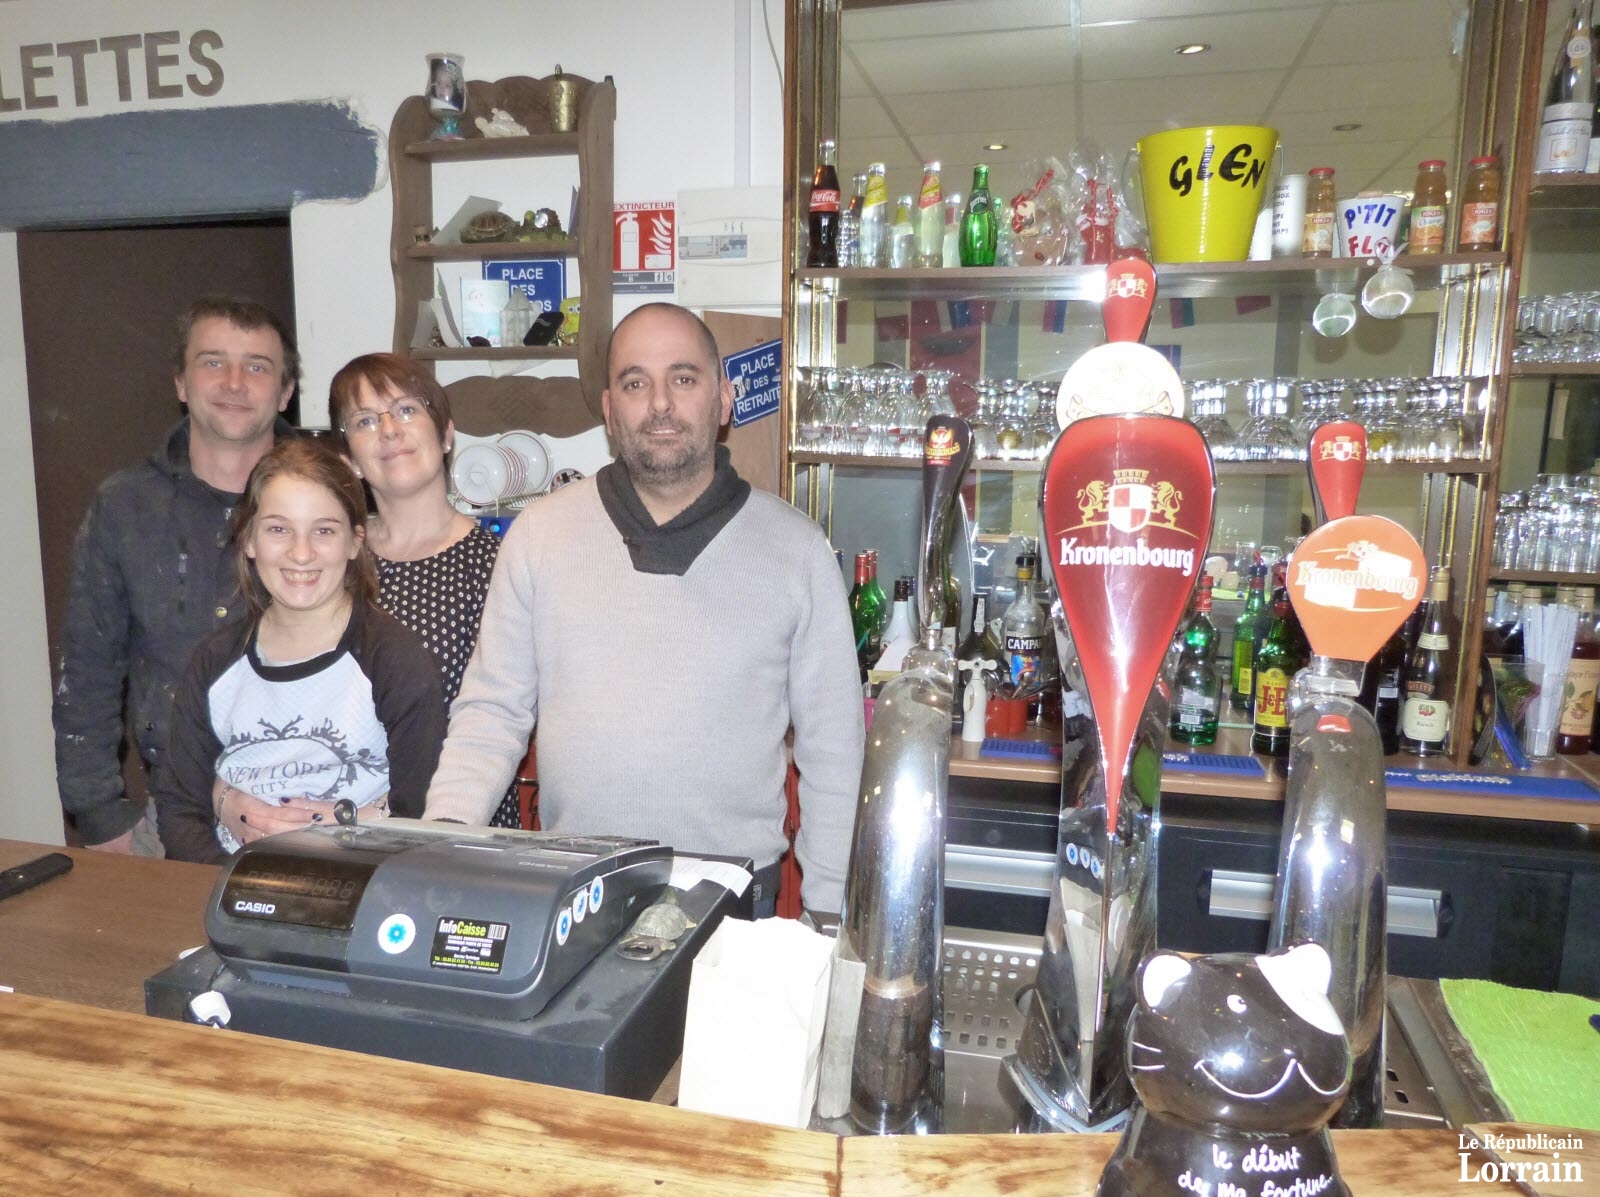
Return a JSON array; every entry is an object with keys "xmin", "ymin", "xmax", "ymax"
[{"xmin": 425, "ymin": 303, "xmax": 865, "ymax": 916}]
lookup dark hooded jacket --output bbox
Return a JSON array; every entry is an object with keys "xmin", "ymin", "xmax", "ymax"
[{"xmin": 51, "ymin": 416, "xmax": 297, "ymax": 844}]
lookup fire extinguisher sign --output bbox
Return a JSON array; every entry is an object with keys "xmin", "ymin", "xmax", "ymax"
[{"xmin": 614, "ymin": 202, "xmax": 675, "ymax": 294}]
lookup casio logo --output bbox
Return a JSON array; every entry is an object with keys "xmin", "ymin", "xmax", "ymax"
[{"xmin": 234, "ymin": 900, "xmax": 277, "ymax": 915}]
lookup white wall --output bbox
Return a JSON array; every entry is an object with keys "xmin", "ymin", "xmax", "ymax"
[{"xmin": 0, "ymin": 0, "xmax": 787, "ymax": 840}]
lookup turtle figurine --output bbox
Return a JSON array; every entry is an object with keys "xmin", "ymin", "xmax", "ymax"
[
  {"xmin": 458, "ymin": 210, "xmax": 518, "ymax": 244},
  {"xmin": 514, "ymin": 207, "xmax": 566, "ymax": 242},
  {"xmin": 616, "ymin": 895, "xmax": 698, "ymax": 961}
]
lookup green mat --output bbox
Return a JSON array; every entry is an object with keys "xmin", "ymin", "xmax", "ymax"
[{"xmin": 1439, "ymin": 978, "xmax": 1600, "ymax": 1132}]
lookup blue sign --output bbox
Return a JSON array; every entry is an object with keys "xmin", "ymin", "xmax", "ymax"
[
  {"xmin": 483, "ymin": 259, "xmax": 566, "ymax": 315},
  {"xmin": 724, "ymin": 338, "xmax": 782, "ymax": 428}
]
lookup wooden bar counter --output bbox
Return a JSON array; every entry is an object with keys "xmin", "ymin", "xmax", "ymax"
[{"xmin": 0, "ymin": 840, "xmax": 1552, "ymax": 1195}]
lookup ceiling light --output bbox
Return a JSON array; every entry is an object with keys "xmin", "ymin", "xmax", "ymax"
[
  {"xmin": 1333, "ymin": 122, "xmax": 1363, "ymax": 132},
  {"xmin": 984, "ymin": 142, "xmax": 1007, "ymax": 151},
  {"xmin": 1174, "ymin": 42, "xmax": 1210, "ymax": 55}
]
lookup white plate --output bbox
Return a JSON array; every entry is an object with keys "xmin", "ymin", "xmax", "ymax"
[
  {"xmin": 1055, "ymin": 341, "xmax": 1185, "ymax": 430},
  {"xmin": 497, "ymin": 430, "xmax": 553, "ymax": 493},
  {"xmin": 452, "ymin": 443, "xmax": 510, "ymax": 506}
]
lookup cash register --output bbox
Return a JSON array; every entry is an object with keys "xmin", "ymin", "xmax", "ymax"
[{"xmin": 147, "ymin": 820, "xmax": 742, "ymax": 1098}]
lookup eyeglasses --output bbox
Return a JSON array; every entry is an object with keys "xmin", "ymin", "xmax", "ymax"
[{"xmin": 341, "ymin": 395, "xmax": 431, "ymax": 438}]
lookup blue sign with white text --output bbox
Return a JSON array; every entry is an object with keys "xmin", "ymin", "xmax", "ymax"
[
  {"xmin": 483, "ymin": 259, "xmax": 566, "ymax": 315},
  {"xmin": 724, "ymin": 338, "xmax": 782, "ymax": 428}
]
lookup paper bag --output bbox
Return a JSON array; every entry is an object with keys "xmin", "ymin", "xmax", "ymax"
[{"xmin": 677, "ymin": 917, "xmax": 834, "ymax": 1128}]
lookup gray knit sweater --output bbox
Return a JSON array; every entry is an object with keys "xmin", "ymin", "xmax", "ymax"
[{"xmin": 424, "ymin": 478, "xmax": 866, "ymax": 913}]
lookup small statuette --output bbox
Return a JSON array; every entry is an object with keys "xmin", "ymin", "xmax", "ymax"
[{"xmin": 474, "ymin": 107, "xmax": 529, "ymax": 139}]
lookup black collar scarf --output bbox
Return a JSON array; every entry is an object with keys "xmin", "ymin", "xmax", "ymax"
[{"xmin": 596, "ymin": 443, "xmax": 751, "ymax": 575}]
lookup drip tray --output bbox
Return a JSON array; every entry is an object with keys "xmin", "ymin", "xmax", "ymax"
[{"xmin": 935, "ymin": 928, "xmax": 1499, "ymax": 1135}]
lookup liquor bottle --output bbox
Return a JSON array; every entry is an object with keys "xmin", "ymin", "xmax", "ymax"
[
  {"xmin": 849, "ymin": 552, "xmax": 885, "ymax": 677},
  {"xmin": 840, "ymin": 172, "xmax": 867, "ymax": 268},
  {"xmin": 1409, "ymin": 160, "xmax": 1448, "ymax": 253},
  {"xmin": 942, "ymin": 193, "xmax": 963, "ymax": 267},
  {"xmin": 1252, "ymin": 593, "xmax": 1306, "ymax": 757},
  {"xmin": 889, "ymin": 194, "xmax": 916, "ymax": 267},
  {"xmin": 1357, "ymin": 621, "xmax": 1409, "ymax": 755},
  {"xmin": 1535, "ymin": 0, "xmax": 1595, "ymax": 174},
  {"xmin": 960, "ymin": 165, "xmax": 998, "ymax": 267},
  {"xmin": 883, "ymin": 576, "xmax": 917, "ymax": 647},
  {"xmin": 806, "ymin": 138, "xmax": 842, "ymax": 268},
  {"xmin": 860, "ymin": 163, "xmax": 889, "ymax": 267},
  {"xmin": 915, "ymin": 161, "xmax": 944, "ymax": 267},
  {"xmin": 1001, "ymin": 554, "xmax": 1049, "ymax": 697},
  {"xmin": 1230, "ymin": 560, "xmax": 1270, "ymax": 713},
  {"xmin": 1397, "ymin": 567, "xmax": 1453, "ymax": 756},
  {"xmin": 1558, "ymin": 586, "xmax": 1599, "ymax": 754},
  {"xmin": 1170, "ymin": 577, "xmax": 1221, "ymax": 746}
]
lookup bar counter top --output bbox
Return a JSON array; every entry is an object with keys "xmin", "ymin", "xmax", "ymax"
[
  {"xmin": 0, "ymin": 840, "xmax": 1582, "ymax": 1195},
  {"xmin": 0, "ymin": 987, "xmax": 1557, "ymax": 1196}
]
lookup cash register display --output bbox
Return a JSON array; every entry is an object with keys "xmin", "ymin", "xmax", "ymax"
[{"xmin": 220, "ymin": 852, "xmax": 377, "ymax": 931}]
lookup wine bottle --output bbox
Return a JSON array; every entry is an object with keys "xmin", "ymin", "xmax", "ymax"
[
  {"xmin": 1398, "ymin": 567, "xmax": 1453, "ymax": 756},
  {"xmin": 1535, "ymin": 0, "xmax": 1595, "ymax": 173},
  {"xmin": 1558, "ymin": 586, "xmax": 1599, "ymax": 754},
  {"xmin": 849, "ymin": 552, "xmax": 885, "ymax": 678},
  {"xmin": 1171, "ymin": 577, "xmax": 1221, "ymax": 746},
  {"xmin": 1357, "ymin": 622, "xmax": 1408, "ymax": 755}
]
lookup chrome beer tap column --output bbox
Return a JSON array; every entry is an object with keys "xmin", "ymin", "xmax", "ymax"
[
  {"xmin": 1007, "ymin": 413, "xmax": 1216, "ymax": 1131},
  {"xmin": 1268, "ymin": 515, "xmax": 1426, "ymax": 1129},
  {"xmin": 837, "ymin": 416, "xmax": 972, "ymax": 1134}
]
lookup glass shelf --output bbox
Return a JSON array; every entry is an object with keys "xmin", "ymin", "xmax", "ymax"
[
  {"xmin": 1509, "ymin": 362, "xmax": 1600, "ymax": 377},
  {"xmin": 1488, "ymin": 568, "xmax": 1600, "ymax": 585},
  {"xmin": 790, "ymin": 450, "xmax": 1492, "ymax": 477},
  {"xmin": 796, "ymin": 253, "xmax": 1503, "ymax": 303}
]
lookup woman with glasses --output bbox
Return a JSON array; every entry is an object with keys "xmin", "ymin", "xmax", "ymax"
[{"xmin": 214, "ymin": 353, "xmax": 524, "ymax": 844}]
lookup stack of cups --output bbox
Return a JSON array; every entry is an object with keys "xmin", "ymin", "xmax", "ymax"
[{"xmin": 1520, "ymin": 598, "xmax": 1579, "ymax": 760}]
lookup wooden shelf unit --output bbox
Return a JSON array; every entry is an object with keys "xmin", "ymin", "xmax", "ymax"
[{"xmin": 387, "ymin": 73, "xmax": 615, "ymax": 422}]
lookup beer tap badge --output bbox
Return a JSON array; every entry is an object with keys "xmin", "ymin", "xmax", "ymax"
[
  {"xmin": 1286, "ymin": 515, "xmax": 1426, "ymax": 663},
  {"xmin": 1307, "ymin": 421, "xmax": 1368, "ymax": 524},
  {"xmin": 1042, "ymin": 414, "xmax": 1215, "ymax": 828},
  {"xmin": 1055, "ymin": 256, "xmax": 1184, "ymax": 431}
]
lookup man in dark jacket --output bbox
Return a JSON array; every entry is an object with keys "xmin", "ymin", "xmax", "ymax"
[{"xmin": 52, "ymin": 296, "xmax": 299, "ymax": 853}]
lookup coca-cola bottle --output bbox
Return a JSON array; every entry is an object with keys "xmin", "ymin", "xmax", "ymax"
[{"xmin": 806, "ymin": 139, "xmax": 841, "ymax": 268}]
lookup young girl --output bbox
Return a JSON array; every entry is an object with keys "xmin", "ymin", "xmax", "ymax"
[{"xmin": 153, "ymin": 438, "xmax": 446, "ymax": 863}]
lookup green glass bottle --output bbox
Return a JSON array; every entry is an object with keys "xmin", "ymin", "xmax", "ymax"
[
  {"xmin": 1170, "ymin": 576, "xmax": 1220, "ymax": 746},
  {"xmin": 1252, "ymin": 594, "xmax": 1307, "ymax": 757},
  {"xmin": 959, "ymin": 164, "xmax": 998, "ymax": 266},
  {"xmin": 1230, "ymin": 561, "xmax": 1269, "ymax": 713},
  {"xmin": 849, "ymin": 551, "xmax": 885, "ymax": 678}
]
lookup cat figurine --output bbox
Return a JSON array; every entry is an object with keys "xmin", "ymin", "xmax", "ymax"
[{"xmin": 1099, "ymin": 942, "xmax": 1353, "ymax": 1197}]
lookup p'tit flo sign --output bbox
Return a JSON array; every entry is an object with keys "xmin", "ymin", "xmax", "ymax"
[{"xmin": 0, "ymin": 30, "xmax": 225, "ymax": 112}]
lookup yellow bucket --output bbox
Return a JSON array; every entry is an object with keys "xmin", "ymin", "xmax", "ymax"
[{"xmin": 1136, "ymin": 126, "xmax": 1276, "ymax": 263}]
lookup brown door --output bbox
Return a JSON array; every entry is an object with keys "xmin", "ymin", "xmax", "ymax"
[{"xmin": 20, "ymin": 220, "xmax": 295, "ymax": 825}]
